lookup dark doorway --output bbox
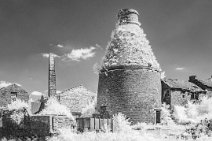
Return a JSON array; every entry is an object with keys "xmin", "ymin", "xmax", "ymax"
[{"xmin": 156, "ymin": 110, "xmax": 161, "ymax": 124}]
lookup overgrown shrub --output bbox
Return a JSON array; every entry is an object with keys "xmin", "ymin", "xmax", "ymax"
[
  {"xmin": 112, "ymin": 113, "xmax": 132, "ymax": 133},
  {"xmin": 5, "ymin": 99, "xmax": 30, "ymax": 126},
  {"xmin": 81, "ymin": 98, "xmax": 97, "ymax": 118},
  {"xmin": 161, "ymin": 104, "xmax": 175, "ymax": 125},
  {"xmin": 1, "ymin": 99, "xmax": 31, "ymax": 139},
  {"xmin": 173, "ymin": 96, "xmax": 212, "ymax": 124},
  {"xmin": 39, "ymin": 97, "xmax": 75, "ymax": 120}
]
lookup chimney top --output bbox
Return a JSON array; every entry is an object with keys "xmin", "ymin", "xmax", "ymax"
[
  {"xmin": 118, "ymin": 9, "xmax": 141, "ymax": 26},
  {"xmin": 189, "ymin": 75, "xmax": 196, "ymax": 81}
]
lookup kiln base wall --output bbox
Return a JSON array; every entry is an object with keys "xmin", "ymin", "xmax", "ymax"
[{"xmin": 97, "ymin": 67, "xmax": 161, "ymax": 124}]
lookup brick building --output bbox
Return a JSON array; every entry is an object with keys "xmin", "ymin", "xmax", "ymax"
[
  {"xmin": 97, "ymin": 9, "xmax": 161, "ymax": 124},
  {"xmin": 189, "ymin": 75, "xmax": 212, "ymax": 96},
  {"xmin": 162, "ymin": 78, "xmax": 205, "ymax": 108},
  {"xmin": 59, "ymin": 86, "xmax": 96, "ymax": 118},
  {"xmin": 0, "ymin": 84, "xmax": 29, "ymax": 107}
]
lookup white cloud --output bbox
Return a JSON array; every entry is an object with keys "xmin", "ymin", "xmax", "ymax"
[
  {"xmin": 95, "ymin": 44, "xmax": 102, "ymax": 49},
  {"xmin": 65, "ymin": 46, "xmax": 96, "ymax": 61},
  {"xmin": 0, "ymin": 81, "xmax": 12, "ymax": 89},
  {"xmin": 175, "ymin": 67, "xmax": 185, "ymax": 71},
  {"xmin": 42, "ymin": 53, "xmax": 60, "ymax": 58},
  {"xmin": 56, "ymin": 44, "xmax": 64, "ymax": 48}
]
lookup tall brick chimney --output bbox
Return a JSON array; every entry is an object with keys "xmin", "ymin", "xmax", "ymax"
[
  {"xmin": 97, "ymin": 9, "xmax": 161, "ymax": 124},
  {"xmin": 48, "ymin": 53, "xmax": 56, "ymax": 98}
]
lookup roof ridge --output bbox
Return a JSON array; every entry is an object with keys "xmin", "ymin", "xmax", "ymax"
[{"xmin": 60, "ymin": 85, "xmax": 96, "ymax": 96}]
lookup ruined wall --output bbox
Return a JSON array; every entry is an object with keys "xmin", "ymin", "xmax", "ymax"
[
  {"xmin": 29, "ymin": 115, "xmax": 74, "ymax": 136},
  {"xmin": 0, "ymin": 115, "xmax": 74, "ymax": 138},
  {"xmin": 0, "ymin": 93, "xmax": 11, "ymax": 107},
  {"xmin": 170, "ymin": 91, "xmax": 190, "ymax": 107},
  {"xmin": 53, "ymin": 116, "xmax": 74, "ymax": 132},
  {"xmin": 162, "ymin": 87, "xmax": 191, "ymax": 108},
  {"xmin": 97, "ymin": 67, "xmax": 161, "ymax": 123}
]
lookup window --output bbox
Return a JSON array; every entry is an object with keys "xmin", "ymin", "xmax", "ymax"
[
  {"xmin": 191, "ymin": 93, "xmax": 195, "ymax": 99},
  {"xmin": 182, "ymin": 94, "xmax": 185, "ymax": 98},
  {"xmin": 195, "ymin": 94, "xmax": 199, "ymax": 100},
  {"xmin": 10, "ymin": 92, "xmax": 17, "ymax": 102}
]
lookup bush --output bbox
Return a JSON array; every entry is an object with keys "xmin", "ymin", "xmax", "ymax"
[
  {"xmin": 161, "ymin": 104, "xmax": 175, "ymax": 125},
  {"xmin": 81, "ymin": 98, "xmax": 96, "ymax": 118},
  {"xmin": 173, "ymin": 96, "xmax": 212, "ymax": 124},
  {"xmin": 5, "ymin": 99, "xmax": 31, "ymax": 126},
  {"xmin": 39, "ymin": 97, "xmax": 75, "ymax": 120},
  {"xmin": 7, "ymin": 99, "xmax": 30, "ymax": 114},
  {"xmin": 112, "ymin": 113, "xmax": 132, "ymax": 133}
]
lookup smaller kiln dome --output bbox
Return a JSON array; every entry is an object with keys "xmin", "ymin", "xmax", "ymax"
[{"xmin": 118, "ymin": 9, "xmax": 141, "ymax": 26}]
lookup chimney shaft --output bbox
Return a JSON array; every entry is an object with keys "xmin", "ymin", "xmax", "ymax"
[
  {"xmin": 48, "ymin": 53, "xmax": 56, "ymax": 97},
  {"xmin": 189, "ymin": 75, "xmax": 196, "ymax": 82},
  {"xmin": 118, "ymin": 9, "xmax": 141, "ymax": 26}
]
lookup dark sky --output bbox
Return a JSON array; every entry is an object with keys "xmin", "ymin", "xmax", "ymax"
[{"xmin": 0, "ymin": 0, "xmax": 212, "ymax": 93}]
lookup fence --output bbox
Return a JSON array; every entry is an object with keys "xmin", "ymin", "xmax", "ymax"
[{"xmin": 76, "ymin": 118, "xmax": 113, "ymax": 132}]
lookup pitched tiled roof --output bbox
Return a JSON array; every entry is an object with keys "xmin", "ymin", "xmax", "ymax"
[
  {"xmin": 0, "ymin": 84, "xmax": 29, "ymax": 107},
  {"xmin": 189, "ymin": 75, "xmax": 212, "ymax": 89},
  {"xmin": 162, "ymin": 78, "xmax": 204, "ymax": 93},
  {"xmin": 0, "ymin": 84, "xmax": 28, "ymax": 93},
  {"xmin": 59, "ymin": 86, "xmax": 96, "ymax": 113}
]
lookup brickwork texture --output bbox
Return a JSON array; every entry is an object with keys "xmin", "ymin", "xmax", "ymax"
[
  {"xmin": 48, "ymin": 53, "xmax": 56, "ymax": 97},
  {"xmin": 97, "ymin": 67, "xmax": 161, "ymax": 123}
]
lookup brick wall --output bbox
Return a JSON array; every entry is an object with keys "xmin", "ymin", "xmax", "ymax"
[
  {"xmin": 162, "ymin": 88, "xmax": 191, "ymax": 108},
  {"xmin": 1, "ymin": 114, "xmax": 74, "ymax": 138},
  {"xmin": 30, "ymin": 115, "xmax": 74, "ymax": 136},
  {"xmin": 97, "ymin": 67, "xmax": 161, "ymax": 124},
  {"xmin": 30, "ymin": 115, "xmax": 52, "ymax": 136},
  {"xmin": 52, "ymin": 116, "xmax": 74, "ymax": 132},
  {"xmin": 171, "ymin": 91, "xmax": 190, "ymax": 107}
]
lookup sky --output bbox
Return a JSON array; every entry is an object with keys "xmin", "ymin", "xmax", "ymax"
[{"xmin": 0, "ymin": 0, "xmax": 212, "ymax": 93}]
